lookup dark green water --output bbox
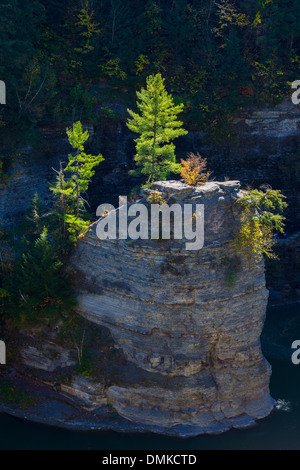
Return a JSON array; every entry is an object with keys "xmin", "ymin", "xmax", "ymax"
[{"xmin": 1, "ymin": 303, "xmax": 300, "ymax": 450}]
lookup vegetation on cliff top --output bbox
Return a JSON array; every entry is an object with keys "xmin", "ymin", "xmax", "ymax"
[
  {"xmin": 127, "ymin": 73, "xmax": 187, "ymax": 185},
  {"xmin": 50, "ymin": 121, "xmax": 104, "ymax": 242},
  {"xmin": 235, "ymin": 187, "xmax": 287, "ymax": 262}
]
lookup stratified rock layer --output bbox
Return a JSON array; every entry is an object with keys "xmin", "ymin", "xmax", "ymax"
[{"xmin": 71, "ymin": 180, "xmax": 275, "ymax": 436}]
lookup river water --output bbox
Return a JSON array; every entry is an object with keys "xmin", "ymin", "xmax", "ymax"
[{"xmin": 0, "ymin": 302, "xmax": 300, "ymax": 450}]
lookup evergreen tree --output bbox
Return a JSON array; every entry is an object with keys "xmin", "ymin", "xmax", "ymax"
[
  {"xmin": 254, "ymin": 0, "xmax": 300, "ymax": 56},
  {"xmin": 8, "ymin": 227, "xmax": 75, "ymax": 323},
  {"xmin": 51, "ymin": 121, "xmax": 104, "ymax": 240},
  {"xmin": 127, "ymin": 73, "xmax": 187, "ymax": 184}
]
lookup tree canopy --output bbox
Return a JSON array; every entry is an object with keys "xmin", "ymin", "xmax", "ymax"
[{"xmin": 127, "ymin": 73, "xmax": 187, "ymax": 184}]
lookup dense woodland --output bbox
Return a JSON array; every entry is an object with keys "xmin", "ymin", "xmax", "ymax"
[
  {"xmin": 1, "ymin": 0, "xmax": 300, "ymax": 151},
  {"xmin": 0, "ymin": 1, "xmax": 298, "ymax": 327}
]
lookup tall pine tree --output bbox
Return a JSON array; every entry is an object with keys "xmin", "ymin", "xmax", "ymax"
[
  {"xmin": 51, "ymin": 121, "xmax": 104, "ymax": 241},
  {"xmin": 127, "ymin": 73, "xmax": 187, "ymax": 184}
]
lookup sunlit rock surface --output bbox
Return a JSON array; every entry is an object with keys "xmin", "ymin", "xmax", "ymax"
[{"xmin": 71, "ymin": 180, "xmax": 274, "ymax": 436}]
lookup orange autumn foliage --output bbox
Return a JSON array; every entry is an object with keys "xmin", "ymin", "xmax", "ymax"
[{"xmin": 180, "ymin": 152, "xmax": 210, "ymax": 186}]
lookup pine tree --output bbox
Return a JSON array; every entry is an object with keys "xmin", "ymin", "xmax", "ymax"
[
  {"xmin": 19, "ymin": 227, "xmax": 62, "ymax": 299},
  {"xmin": 51, "ymin": 121, "xmax": 104, "ymax": 241},
  {"xmin": 11, "ymin": 227, "xmax": 75, "ymax": 323},
  {"xmin": 127, "ymin": 73, "xmax": 187, "ymax": 185}
]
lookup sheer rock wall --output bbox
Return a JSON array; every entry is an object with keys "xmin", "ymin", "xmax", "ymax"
[{"xmin": 71, "ymin": 180, "xmax": 274, "ymax": 436}]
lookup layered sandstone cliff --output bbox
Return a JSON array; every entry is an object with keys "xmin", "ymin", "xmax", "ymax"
[{"xmin": 71, "ymin": 180, "xmax": 275, "ymax": 436}]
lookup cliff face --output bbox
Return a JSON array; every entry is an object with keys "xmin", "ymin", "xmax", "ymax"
[{"xmin": 71, "ymin": 180, "xmax": 275, "ymax": 436}]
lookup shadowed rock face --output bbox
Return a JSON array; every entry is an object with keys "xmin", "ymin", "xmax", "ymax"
[{"xmin": 71, "ymin": 180, "xmax": 275, "ymax": 436}]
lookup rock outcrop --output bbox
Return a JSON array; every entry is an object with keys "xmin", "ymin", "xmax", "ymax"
[{"xmin": 71, "ymin": 180, "xmax": 275, "ymax": 436}]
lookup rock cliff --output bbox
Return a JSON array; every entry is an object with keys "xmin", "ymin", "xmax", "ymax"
[{"xmin": 70, "ymin": 180, "xmax": 275, "ymax": 436}]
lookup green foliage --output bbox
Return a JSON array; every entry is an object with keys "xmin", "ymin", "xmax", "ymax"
[
  {"xmin": 50, "ymin": 121, "xmax": 104, "ymax": 243},
  {"xmin": 0, "ymin": 380, "xmax": 37, "ymax": 408},
  {"xmin": 0, "ymin": 193, "xmax": 78, "ymax": 325},
  {"xmin": 100, "ymin": 58, "xmax": 127, "ymax": 80},
  {"xmin": 235, "ymin": 187, "xmax": 287, "ymax": 262},
  {"xmin": 75, "ymin": 0, "xmax": 101, "ymax": 54},
  {"xmin": 135, "ymin": 55, "xmax": 150, "ymax": 75},
  {"xmin": 63, "ymin": 214, "xmax": 90, "ymax": 240},
  {"xmin": 225, "ymin": 270, "xmax": 237, "ymax": 287},
  {"xmin": 127, "ymin": 73, "xmax": 187, "ymax": 184},
  {"xmin": 5, "ymin": 227, "xmax": 75, "ymax": 325},
  {"xmin": 146, "ymin": 189, "xmax": 167, "ymax": 205},
  {"xmin": 222, "ymin": 255, "xmax": 241, "ymax": 287},
  {"xmin": 0, "ymin": 0, "xmax": 46, "ymax": 143},
  {"xmin": 238, "ymin": 188, "xmax": 287, "ymax": 233},
  {"xmin": 214, "ymin": 0, "xmax": 250, "ymax": 37},
  {"xmin": 252, "ymin": 58, "xmax": 287, "ymax": 105},
  {"xmin": 1, "ymin": 0, "xmax": 300, "ymax": 144}
]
